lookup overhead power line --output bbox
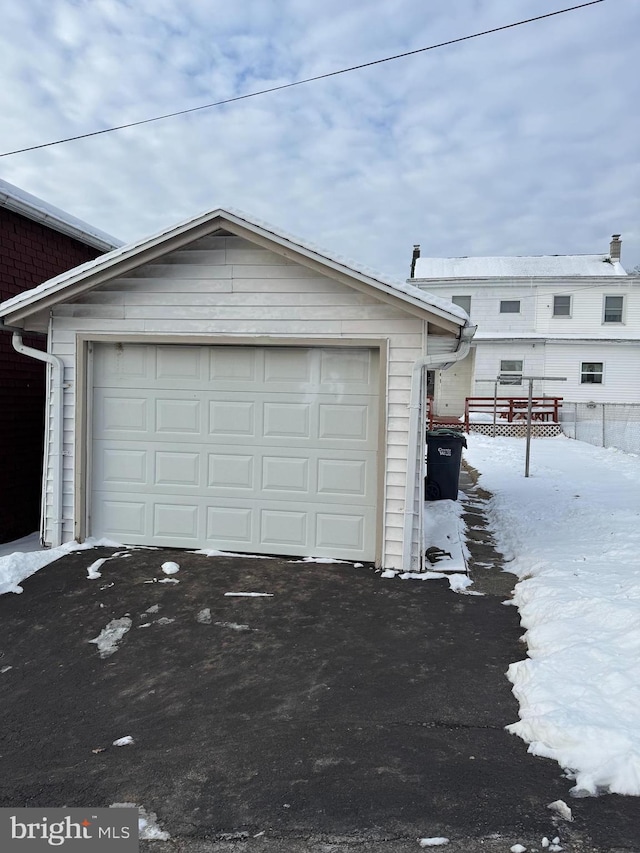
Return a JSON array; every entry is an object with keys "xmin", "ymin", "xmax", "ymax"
[{"xmin": 1, "ymin": 0, "xmax": 605, "ymax": 158}]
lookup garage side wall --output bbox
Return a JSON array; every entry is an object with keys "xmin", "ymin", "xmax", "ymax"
[{"xmin": 47, "ymin": 235, "xmax": 426, "ymax": 568}]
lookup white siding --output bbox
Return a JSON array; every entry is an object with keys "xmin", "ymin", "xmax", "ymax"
[
  {"xmin": 416, "ymin": 282, "xmax": 537, "ymax": 333},
  {"xmin": 417, "ymin": 276, "xmax": 640, "ymax": 407},
  {"xmin": 535, "ymin": 281, "xmax": 639, "ymax": 338},
  {"xmin": 473, "ymin": 343, "xmax": 547, "ymax": 394},
  {"xmin": 46, "ymin": 235, "xmax": 432, "ymax": 568},
  {"xmin": 543, "ymin": 343, "xmax": 640, "ymax": 403},
  {"xmin": 434, "ymin": 353, "xmax": 474, "ymax": 416}
]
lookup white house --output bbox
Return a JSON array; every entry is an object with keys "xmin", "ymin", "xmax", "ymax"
[
  {"xmin": 408, "ymin": 236, "xmax": 639, "ymax": 417},
  {"xmin": 0, "ymin": 208, "xmax": 475, "ymax": 571}
]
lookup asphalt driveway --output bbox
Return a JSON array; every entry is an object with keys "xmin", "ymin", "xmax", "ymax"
[{"xmin": 0, "ymin": 537, "xmax": 638, "ymax": 852}]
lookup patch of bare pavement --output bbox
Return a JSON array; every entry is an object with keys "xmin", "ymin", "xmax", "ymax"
[
  {"xmin": 0, "ymin": 473, "xmax": 638, "ymax": 853},
  {"xmin": 141, "ymin": 835, "xmax": 634, "ymax": 853}
]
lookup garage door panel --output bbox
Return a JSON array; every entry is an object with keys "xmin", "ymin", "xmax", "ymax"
[
  {"xmin": 207, "ymin": 506, "xmax": 253, "ymax": 543},
  {"xmin": 263, "ymin": 402, "xmax": 311, "ymax": 438},
  {"xmin": 261, "ymin": 456, "xmax": 309, "ymax": 492},
  {"xmin": 156, "ymin": 345, "xmax": 203, "ymax": 381},
  {"xmin": 156, "ymin": 398, "xmax": 201, "ymax": 434},
  {"xmin": 99, "ymin": 448, "xmax": 147, "ymax": 485},
  {"xmin": 209, "ymin": 400, "xmax": 256, "ymax": 437},
  {"xmin": 316, "ymin": 512, "xmax": 364, "ymax": 551},
  {"xmin": 319, "ymin": 347, "xmax": 372, "ymax": 387},
  {"xmin": 91, "ymin": 343, "xmax": 379, "ymax": 560},
  {"xmin": 96, "ymin": 395, "xmax": 148, "ymax": 433},
  {"xmin": 93, "ymin": 498, "xmax": 147, "ymax": 537},
  {"xmin": 208, "ymin": 454, "xmax": 254, "ymax": 489},
  {"xmin": 317, "ymin": 458, "xmax": 367, "ymax": 497},
  {"xmin": 260, "ymin": 509, "xmax": 307, "ymax": 547},
  {"xmin": 93, "ymin": 344, "xmax": 149, "ymax": 383},
  {"xmin": 263, "ymin": 347, "xmax": 313, "ymax": 383},
  {"xmin": 92, "ymin": 493, "xmax": 377, "ymax": 558},
  {"xmin": 318, "ymin": 404, "xmax": 369, "ymax": 441},
  {"xmin": 155, "ymin": 451, "xmax": 200, "ymax": 487},
  {"xmin": 94, "ymin": 440, "xmax": 375, "ymax": 505},
  {"xmin": 153, "ymin": 503, "xmax": 200, "ymax": 539},
  {"xmin": 208, "ymin": 346, "xmax": 257, "ymax": 383}
]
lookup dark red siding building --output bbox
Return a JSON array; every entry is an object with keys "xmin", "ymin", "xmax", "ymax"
[{"xmin": 0, "ymin": 180, "xmax": 121, "ymax": 543}]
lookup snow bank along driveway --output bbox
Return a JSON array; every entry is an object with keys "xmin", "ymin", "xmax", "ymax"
[{"xmin": 465, "ymin": 435, "xmax": 640, "ymax": 797}]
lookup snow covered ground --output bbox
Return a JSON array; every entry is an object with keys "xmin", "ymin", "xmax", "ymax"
[
  {"xmin": 0, "ymin": 537, "xmax": 123, "ymax": 596},
  {"xmin": 1, "ymin": 433, "xmax": 639, "ymax": 798},
  {"xmin": 465, "ymin": 434, "xmax": 640, "ymax": 797}
]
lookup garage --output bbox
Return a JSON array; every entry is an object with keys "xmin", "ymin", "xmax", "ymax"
[
  {"xmin": 91, "ymin": 342, "xmax": 380, "ymax": 560},
  {"xmin": 0, "ymin": 207, "xmax": 473, "ymax": 569}
]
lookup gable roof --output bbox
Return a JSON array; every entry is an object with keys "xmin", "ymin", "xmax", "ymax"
[
  {"xmin": 0, "ymin": 178, "xmax": 123, "ymax": 253},
  {"xmin": 0, "ymin": 207, "xmax": 470, "ymax": 330},
  {"xmin": 413, "ymin": 254, "xmax": 627, "ymax": 278}
]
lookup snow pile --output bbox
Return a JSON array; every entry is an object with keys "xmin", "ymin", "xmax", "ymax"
[
  {"xmin": 391, "ymin": 569, "xmax": 475, "ymax": 594},
  {"xmin": 112, "ymin": 735, "xmax": 134, "ymax": 747},
  {"xmin": 0, "ymin": 537, "xmax": 123, "ymax": 596},
  {"xmin": 215, "ymin": 621, "xmax": 252, "ymax": 632},
  {"xmin": 89, "ymin": 617, "xmax": 132, "ymax": 658},
  {"xmin": 87, "ymin": 558, "xmax": 107, "ymax": 579},
  {"xmin": 110, "ymin": 804, "xmax": 169, "ymax": 841},
  {"xmin": 423, "ymin": 498, "xmax": 469, "ymax": 573},
  {"xmin": 194, "ymin": 548, "xmax": 272, "ymax": 559},
  {"xmin": 418, "ymin": 838, "xmax": 449, "ymax": 847},
  {"xmin": 161, "ymin": 561, "xmax": 180, "ymax": 574},
  {"xmin": 224, "ymin": 592, "xmax": 273, "ymax": 597},
  {"xmin": 547, "ymin": 800, "xmax": 572, "ymax": 821},
  {"xmin": 465, "ymin": 434, "xmax": 640, "ymax": 796},
  {"xmin": 381, "ymin": 498, "xmax": 476, "ymax": 593},
  {"xmin": 289, "ymin": 556, "xmax": 351, "ymax": 564},
  {"xmin": 0, "ymin": 532, "xmax": 41, "ymax": 558}
]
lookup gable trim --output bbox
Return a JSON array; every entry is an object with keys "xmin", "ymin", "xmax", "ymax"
[{"xmin": 1, "ymin": 209, "xmax": 467, "ymax": 334}]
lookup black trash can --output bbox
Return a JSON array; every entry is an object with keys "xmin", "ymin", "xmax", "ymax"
[{"xmin": 425, "ymin": 429, "xmax": 467, "ymax": 501}]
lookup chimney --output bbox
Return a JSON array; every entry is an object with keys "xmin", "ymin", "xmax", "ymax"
[
  {"xmin": 410, "ymin": 244, "xmax": 421, "ymax": 278},
  {"xmin": 609, "ymin": 234, "xmax": 621, "ymax": 262}
]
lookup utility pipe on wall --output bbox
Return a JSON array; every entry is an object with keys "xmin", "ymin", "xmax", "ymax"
[
  {"xmin": 401, "ymin": 323, "xmax": 476, "ymax": 573},
  {"xmin": 11, "ymin": 331, "xmax": 65, "ymax": 547}
]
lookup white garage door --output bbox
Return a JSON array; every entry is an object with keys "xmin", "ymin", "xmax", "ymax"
[{"xmin": 90, "ymin": 343, "xmax": 379, "ymax": 560}]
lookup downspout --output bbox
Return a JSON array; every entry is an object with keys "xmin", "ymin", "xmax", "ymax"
[
  {"xmin": 401, "ymin": 322, "xmax": 477, "ymax": 572},
  {"xmin": 10, "ymin": 329, "xmax": 65, "ymax": 547}
]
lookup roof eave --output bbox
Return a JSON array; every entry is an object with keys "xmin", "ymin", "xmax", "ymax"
[{"xmin": 0, "ymin": 185, "xmax": 122, "ymax": 253}]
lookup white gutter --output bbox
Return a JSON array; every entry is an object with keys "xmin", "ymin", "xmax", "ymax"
[
  {"xmin": 11, "ymin": 331, "xmax": 65, "ymax": 547},
  {"xmin": 401, "ymin": 323, "xmax": 477, "ymax": 572}
]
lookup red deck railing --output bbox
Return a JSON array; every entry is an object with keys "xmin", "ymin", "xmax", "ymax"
[{"xmin": 427, "ymin": 396, "xmax": 563, "ymax": 431}]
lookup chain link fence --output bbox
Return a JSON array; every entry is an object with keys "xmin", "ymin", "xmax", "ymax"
[{"xmin": 560, "ymin": 402, "xmax": 640, "ymax": 455}]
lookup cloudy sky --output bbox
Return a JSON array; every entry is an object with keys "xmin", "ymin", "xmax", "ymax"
[{"xmin": 1, "ymin": 0, "xmax": 638, "ymax": 277}]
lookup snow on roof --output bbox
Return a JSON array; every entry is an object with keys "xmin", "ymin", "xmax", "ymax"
[
  {"xmin": 0, "ymin": 178, "xmax": 123, "ymax": 253},
  {"xmin": 414, "ymin": 254, "xmax": 627, "ymax": 278},
  {"xmin": 0, "ymin": 206, "xmax": 470, "ymax": 327}
]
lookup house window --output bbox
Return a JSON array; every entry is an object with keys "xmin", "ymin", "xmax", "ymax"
[
  {"xmin": 553, "ymin": 295, "xmax": 571, "ymax": 317},
  {"xmin": 500, "ymin": 300, "xmax": 520, "ymax": 314},
  {"xmin": 581, "ymin": 362, "xmax": 603, "ymax": 384},
  {"xmin": 603, "ymin": 295, "xmax": 624, "ymax": 323},
  {"xmin": 499, "ymin": 360, "xmax": 523, "ymax": 385},
  {"xmin": 451, "ymin": 295, "xmax": 471, "ymax": 314}
]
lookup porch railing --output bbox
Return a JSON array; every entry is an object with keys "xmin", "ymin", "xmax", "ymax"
[{"xmin": 427, "ymin": 396, "xmax": 563, "ymax": 431}]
